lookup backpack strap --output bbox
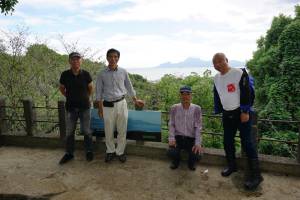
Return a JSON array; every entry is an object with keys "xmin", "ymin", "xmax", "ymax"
[
  {"xmin": 213, "ymin": 84, "xmax": 223, "ymax": 114},
  {"xmin": 239, "ymin": 68, "xmax": 253, "ymax": 113}
]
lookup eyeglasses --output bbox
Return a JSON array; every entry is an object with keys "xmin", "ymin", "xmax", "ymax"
[{"xmin": 180, "ymin": 92, "xmax": 191, "ymax": 95}]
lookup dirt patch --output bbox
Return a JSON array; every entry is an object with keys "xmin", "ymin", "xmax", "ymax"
[{"xmin": 0, "ymin": 146, "xmax": 299, "ymax": 200}]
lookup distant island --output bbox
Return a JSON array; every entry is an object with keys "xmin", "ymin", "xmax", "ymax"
[{"xmin": 154, "ymin": 57, "xmax": 245, "ymax": 68}]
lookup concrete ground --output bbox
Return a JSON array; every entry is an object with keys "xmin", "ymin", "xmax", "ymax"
[{"xmin": 0, "ymin": 146, "xmax": 300, "ymax": 200}]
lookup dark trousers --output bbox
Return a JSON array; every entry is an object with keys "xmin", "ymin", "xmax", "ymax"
[
  {"xmin": 222, "ymin": 108, "xmax": 258, "ymax": 160},
  {"xmin": 169, "ymin": 135, "xmax": 197, "ymax": 166},
  {"xmin": 65, "ymin": 108, "xmax": 93, "ymax": 154}
]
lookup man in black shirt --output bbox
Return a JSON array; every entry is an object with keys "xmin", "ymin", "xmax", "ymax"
[{"xmin": 59, "ymin": 52, "xmax": 94, "ymax": 164}]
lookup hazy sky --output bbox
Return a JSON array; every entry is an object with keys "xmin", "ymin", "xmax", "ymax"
[{"xmin": 0, "ymin": 0, "xmax": 298, "ymax": 68}]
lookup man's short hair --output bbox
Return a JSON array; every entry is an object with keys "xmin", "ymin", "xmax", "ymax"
[
  {"xmin": 69, "ymin": 52, "xmax": 82, "ymax": 59},
  {"xmin": 106, "ymin": 48, "xmax": 120, "ymax": 58}
]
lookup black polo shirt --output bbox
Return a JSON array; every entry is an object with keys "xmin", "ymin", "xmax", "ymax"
[{"xmin": 59, "ymin": 69, "xmax": 92, "ymax": 111}]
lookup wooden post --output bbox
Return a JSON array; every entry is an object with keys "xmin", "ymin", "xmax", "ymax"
[
  {"xmin": 58, "ymin": 100, "xmax": 66, "ymax": 141},
  {"xmin": 23, "ymin": 98, "xmax": 36, "ymax": 136},
  {"xmin": 0, "ymin": 97, "xmax": 7, "ymax": 135}
]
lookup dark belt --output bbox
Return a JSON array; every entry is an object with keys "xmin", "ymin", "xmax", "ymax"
[
  {"xmin": 175, "ymin": 135, "xmax": 195, "ymax": 140},
  {"xmin": 223, "ymin": 107, "xmax": 240, "ymax": 114},
  {"xmin": 108, "ymin": 96, "xmax": 125, "ymax": 103}
]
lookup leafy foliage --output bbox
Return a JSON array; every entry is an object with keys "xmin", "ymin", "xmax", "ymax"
[
  {"xmin": 0, "ymin": 0, "xmax": 18, "ymax": 15},
  {"xmin": 0, "ymin": 28, "xmax": 106, "ymax": 135},
  {"xmin": 247, "ymin": 5, "xmax": 300, "ymax": 157},
  {"xmin": 247, "ymin": 5, "xmax": 300, "ymax": 120}
]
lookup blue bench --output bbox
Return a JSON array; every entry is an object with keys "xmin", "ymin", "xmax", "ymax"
[{"xmin": 90, "ymin": 108, "xmax": 162, "ymax": 142}]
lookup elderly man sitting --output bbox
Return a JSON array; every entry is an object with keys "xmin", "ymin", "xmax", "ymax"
[{"xmin": 168, "ymin": 86, "xmax": 203, "ymax": 171}]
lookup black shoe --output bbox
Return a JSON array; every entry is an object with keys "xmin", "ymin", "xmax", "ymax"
[
  {"xmin": 105, "ymin": 153, "xmax": 115, "ymax": 163},
  {"xmin": 188, "ymin": 163, "xmax": 196, "ymax": 171},
  {"xmin": 86, "ymin": 152, "xmax": 94, "ymax": 162},
  {"xmin": 244, "ymin": 175, "xmax": 264, "ymax": 190},
  {"xmin": 221, "ymin": 167, "xmax": 237, "ymax": 177},
  {"xmin": 118, "ymin": 154, "xmax": 127, "ymax": 163},
  {"xmin": 244, "ymin": 158, "xmax": 264, "ymax": 190},
  {"xmin": 59, "ymin": 153, "xmax": 74, "ymax": 165},
  {"xmin": 170, "ymin": 162, "xmax": 179, "ymax": 170}
]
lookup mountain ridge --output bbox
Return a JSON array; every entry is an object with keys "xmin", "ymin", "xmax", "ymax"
[{"xmin": 154, "ymin": 57, "xmax": 245, "ymax": 68}]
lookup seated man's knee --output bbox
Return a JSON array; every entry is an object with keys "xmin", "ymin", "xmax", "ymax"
[
  {"xmin": 167, "ymin": 147, "xmax": 179, "ymax": 159},
  {"xmin": 84, "ymin": 132, "xmax": 93, "ymax": 138},
  {"xmin": 189, "ymin": 152, "xmax": 202, "ymax": 162}
]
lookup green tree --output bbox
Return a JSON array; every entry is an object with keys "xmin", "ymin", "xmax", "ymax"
[
  {"xmin": 247, "ymin": 5, "xmax": 300, "ymax": 120},
  {"xmin": 24, "ymin": 44, "xmax": 64, "ymax": 107},
  {"xmin": 0, "ymin": 28, "xmax": 31, "ymax": 106},
  {"xmin": 156, "ymin": 74, "xmax": 182, "ymax": 111},
  {"xmin": 0, "ymin": 28, "xmax": 105, "ymax": 107},
  {"xmin": 129, "ymin": 74, "xmax": 157, "ymax": 110},
  {"xmin": 182, "ymin": 72, "xmax": 214, "ymax": 111},
  {"xmin": 247, "ymin": 5, "xmax": 300, "ymax": 157},
  {"xmin": 0, "ymin": 0, "xmax": 18, "ymax": 15}
]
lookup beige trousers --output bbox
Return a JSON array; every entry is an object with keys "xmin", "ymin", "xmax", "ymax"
[{"xmin": 103, "ymin": 99, "xmax": 128, "ymax": 155}]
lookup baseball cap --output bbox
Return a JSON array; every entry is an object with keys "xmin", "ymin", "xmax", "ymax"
[
  {"xmin": 69, "ymin": 52, "xmax": 82, "ymax": 59},
  {"xmin": 180, "ymin": 85, "xmax": 192, "ymax": 93}
]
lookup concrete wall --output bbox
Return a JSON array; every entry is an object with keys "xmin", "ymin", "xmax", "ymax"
[{"xmin": 1, "ymin": 135, "xmax": 299, "ymax": 176}]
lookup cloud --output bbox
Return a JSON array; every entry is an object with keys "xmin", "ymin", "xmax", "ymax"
[
  {"xmin": 1, "ymin": 0, "xmax": 297, "ymax": 69},
  {"xmin": 79, "ymin": 0, "xmax": 128, "ymax": 8},
  {"xmin": 14, "ymin": 11, "xmax": 57, "ymax": 26},
  {"xmin": 20, "ymin": 0, "xmax": 131, "ymax": 12},
  {"xmin": 19, "ymin": 0, "xmax": 297, "ymax": 23},
  {"xmin": 70, "ymin": 33, "xmax": 255, "ymax": 68},
  {"xmin": 20, "ymin": 0, "xmax": 76, "ymax": 10},
  {"xmin": 42, "ymin": 28, "xmax": 105, "ymax": 60},
  {"xmin": 0, "ymin": 18, "xmax": 16, "ymax": 28},
  {"xmin": 80, "ymin": 0, "xmax": 296, "ymax": 23},
  {"xmin": 82, "ymin": 0, "xmax": 213, "ymax": 22}
]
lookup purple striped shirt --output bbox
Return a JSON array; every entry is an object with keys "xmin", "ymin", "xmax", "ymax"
[{"xmin": 168, "ymin": 103, "xmax": 202, "ymax": 145}]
